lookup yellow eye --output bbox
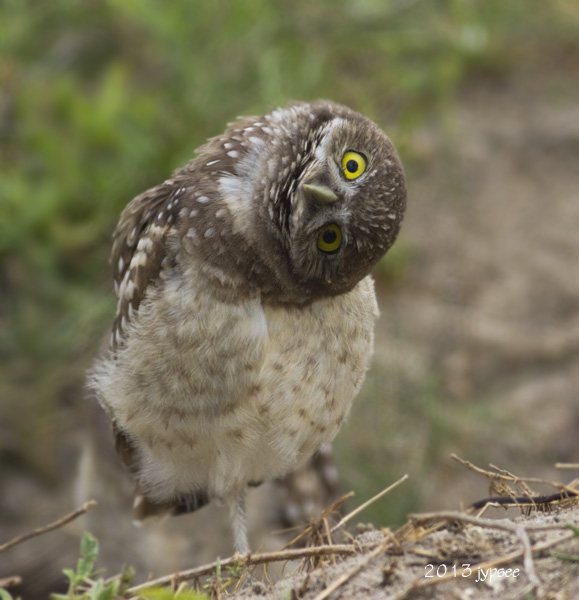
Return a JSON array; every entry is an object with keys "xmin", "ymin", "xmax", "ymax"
[
  {"xmin": 342, "ymin": 151, "xmax": 366, "ymax": 180},
  {"xmin": 317, "ymin": 223, "xmax": 342, "ymax": 254}
]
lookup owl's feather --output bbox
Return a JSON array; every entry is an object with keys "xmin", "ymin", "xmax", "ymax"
[
  {"xmin": 90, "ymin": 101, "xmax": 406, "ymax": 552},
  {"xmin": 111, "ymin": 182, "xmax": 178, "ymax": 350}
]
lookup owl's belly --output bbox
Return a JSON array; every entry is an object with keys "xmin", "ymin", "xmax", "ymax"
[
  {"xmin": 101, "ymin": 275, "xmax": 378, "ymax": 503},
  {"xmin": 254, "ymin": 277, "xmax": 378, "ymax": 480}
]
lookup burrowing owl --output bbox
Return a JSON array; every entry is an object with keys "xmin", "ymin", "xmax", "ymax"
[{"xmin": 90, "ymin": 101, "xmax": 406, "ymax": 554}]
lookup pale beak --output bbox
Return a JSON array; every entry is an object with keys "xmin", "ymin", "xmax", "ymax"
[{"xmin": 302, "ymin": 183, "xmax": 339, "ymax": 204}]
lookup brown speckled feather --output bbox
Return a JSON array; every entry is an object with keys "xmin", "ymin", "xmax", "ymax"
[
  {"xmin": 110, "ymin": 180, "xmax": 181, "ymax": 351},
  {"xmin": 90, "ymin": 101, "xmax": 407, "ymax": 550},
  {"xmin": 108, "ymin": 178, "xmax": 214, "ymax": 518},
  {"xmin": 108, "ymin": 179, "xmax": 184, "ymax": 509}
]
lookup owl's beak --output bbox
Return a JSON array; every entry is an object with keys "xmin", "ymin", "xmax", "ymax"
[{"xmin": 302, "ymin": 183, "xmax": 339, "ymax": 205}]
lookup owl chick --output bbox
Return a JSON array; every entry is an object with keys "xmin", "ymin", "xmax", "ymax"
[{"xmin": 90, "ymin": 101, "xmax": 406, "ymax": 554}]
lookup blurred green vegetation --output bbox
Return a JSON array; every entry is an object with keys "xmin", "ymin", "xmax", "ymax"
[{"xmin": 1, "ymin": 0, "xmax": 577, "ymax": 503}]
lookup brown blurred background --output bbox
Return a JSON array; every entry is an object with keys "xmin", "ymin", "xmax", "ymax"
[{"xmin": 1, "ymin": 1, "xmax": 579, "ymax": 597}]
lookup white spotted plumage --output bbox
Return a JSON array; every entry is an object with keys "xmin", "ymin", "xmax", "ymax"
[{"xmin": 89, "ymin": 100, "xmax": 406, "ymax": 554}]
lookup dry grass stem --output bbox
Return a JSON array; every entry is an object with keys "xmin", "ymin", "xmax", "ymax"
[
  {"xmin": 409, "ymin": 511, "xmax": 572, "ymax": 533},
  {"xmin": 0, "ymin": 576, "xmax": 22, "ymax": 589},
  {"xmin": 475, "ymin": 503, "xmax": 493, "ymax": 518},
  {"xmin": 515, "ymin": 523, "xmax": 542, "ymax": 594},
  {"xmin": 331, "ymin": 474, "xmax": 409, "ymax": 534},
  {"xmin": 0, "ymin": 500, "xmax": 97, "ymax": 554},
  {"xmin": 311, "ymin": 540, "xmax": 391, "ymax": 600},
  {"xmin": 452, "ymin": 454, "xmax": 579, "ymax": 510},
  {"xmin": 452, "ymin": 454, "xmax": 575, "ymax": 490},
  {"xmin": 126, "ymin": 544, "xmax": 358, "ymax": 596},
  {"xmin": 323, "ymin": 519, "xmax": 336, "ymax": 565},
  {"xmin": 283, "ymin": 492, "xmax": 354, "ymax": 550}
]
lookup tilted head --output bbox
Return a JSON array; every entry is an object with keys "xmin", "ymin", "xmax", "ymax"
[{"xmin": 174, "ymin": 101, "xmax": 406, "ymax": 303}]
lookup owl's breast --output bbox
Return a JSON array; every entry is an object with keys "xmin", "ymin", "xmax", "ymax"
[
  {"xmin": 253, "ymin": 274, "xmax": 379, "ymax": 479},
  {"xmin": 94, "ymin": 265, "xmax": 266, "ymax": 453},
  {"xmin": 93, "ymin": 266, "xmax": 378, "ymax": 502}
]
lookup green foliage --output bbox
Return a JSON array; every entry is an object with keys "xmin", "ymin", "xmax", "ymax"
[
  {"xmin": 223, "ymin": 557, "xmax": 245, "ymax": 582},
  {"xmin": 137, "ymin": 587, "xmax": 210, "ymax": 600},
  {"xmin": 568, "ymin": 524, "xmax": 579, "ymax": 538},
  {"xmin": 201, "ymin": 556, "xmax": 246, "ymax": 595},
  {"xmin": 50, "ymin": 532, "xmax": 133, "ymax": 600}
]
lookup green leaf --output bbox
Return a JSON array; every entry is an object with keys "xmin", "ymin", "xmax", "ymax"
[
  {"xmin": 79, "ymin": 531, "xmax": 99, "ymax": 560},
  {"xmin": 77, "ymin": 532, "xmax": 99, "ymax": 578},
  {"xmin": 89, "ymin": 579, "xmax": 105, "ymax": 599},
  {"xmin": 138, "ymin": 586, "xmax": 210, "ymax": 600},
  {"xmin": 117, "ymin": 565, "xmax": 135, "ymax": 594},
  {"xmin": 62, "ymin": 568, "xmax": 76, "ymax": 583},
  {"xmin": 552, "ymin": 551, "xmax": 579, "ymax": 563},
  {"xmin": 566, "ymin": 523, "xmax": 579, "ymax": 538},
  {"xmin": 92, "ymin": 580, "xmax": 120, "ymax": 600}
]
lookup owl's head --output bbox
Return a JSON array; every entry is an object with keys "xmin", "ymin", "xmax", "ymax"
[{"xmin": 179, "ymin": 101, "xmax": 406, "ymax": 303}]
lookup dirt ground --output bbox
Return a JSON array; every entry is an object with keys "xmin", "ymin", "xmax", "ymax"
[
  {"xmin": 227, "ymin": 503, "xmax": 579, "ymax": 600},
  {"xmin": 2, "ymin": 70, "xmax": 579, "ymax": 598},
  {"xmin": 367, "ymin": 72, "xmax": 579, "ymax": 510},
  {"xmin": 409, "ymin": 75, "xmax": 578, "ymax": 491}
]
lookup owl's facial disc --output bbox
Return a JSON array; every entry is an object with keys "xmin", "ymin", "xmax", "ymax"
[{"xmin": 287, "ymin": 127, "xmax": 404, "ymax": 298}]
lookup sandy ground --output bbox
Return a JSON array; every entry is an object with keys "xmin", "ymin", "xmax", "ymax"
[
  {"xmin": 380, "ymin": 76, "xmax": 579, "ymax": 506},
  {"xmin": 230, "ymin": 502, "xmax": 579, "ymax": 600}
]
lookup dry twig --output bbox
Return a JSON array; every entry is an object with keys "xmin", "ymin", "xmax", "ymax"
[
  {"xmin": 409, "ymin": 510, "xmax": 572, "ymax": 533},
  {"xmin": 515, "ymin": 523, "xmax": 542, "ymax": 594},
  {"xmin": 126, "ymin": 544, "xmax": 358, "ymax": 596},
  {"xmin": 0, "ymin": 500, "xmax": 97, "ymax": 554},
  {"xmin": 331, "ymin": 474, "xmax": 409, "ymax": 534},
  {"xmin": 282, "ymin": 492, "xmax": 354, "ymax": 550},
  {"xmin": 452, "ymin": 454, "xmax": 578, "ymax": 492},
  {"xmin": 453, "ymin": 454, "xmax": 540, "ymax": 485},
  {"xmin": 452, "ymin": 454, "xmax": 579, "ymax": 511},
  {"xmin": 0, "ymin": 576, "xmax": 22, "ymax": 589},
  {"xmin": 311, "ymin": 539, "xmax": 391, "ymax": 600}
]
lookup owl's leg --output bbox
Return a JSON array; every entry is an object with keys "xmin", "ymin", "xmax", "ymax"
[{"xmin": 228, "ymin": 489, "xmax": 250, "ymax": 555}]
